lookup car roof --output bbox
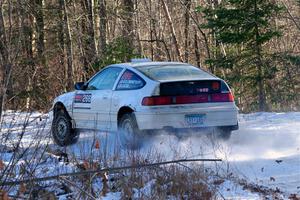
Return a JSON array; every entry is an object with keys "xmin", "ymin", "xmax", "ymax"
[
  {"xmin": 109, "ymin": 61, "xmax": 186, "ymax": 67},
  {"xmin": 131, "ymin": 61, "xmax": 189, "ymax": 68},
  {"xmin": 109, "ymin": 61, "xmax": 218, "ymax": 81}
]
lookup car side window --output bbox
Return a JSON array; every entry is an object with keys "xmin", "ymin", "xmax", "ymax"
[
  {"xmin": 87, "ymin": 67, "xmax": 122, "ymax": 90},
  {"xmin": 116, "ymin": 70, "xmax": 145, "ymax": 90}
]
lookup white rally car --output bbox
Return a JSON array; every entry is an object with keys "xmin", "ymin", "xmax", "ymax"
[{"xmin": 51, "ymin": 60, "xmax": 239, "ymax": 146}]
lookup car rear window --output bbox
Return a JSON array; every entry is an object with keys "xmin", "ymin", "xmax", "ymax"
[
  {"xmin": 136, "ymin": 64, "xmax": 214, "ymax": 81},
  {"xmin": 116, "ymin": 70, "xmax": 145, "ymax": 90},
  {"xmin": 160, "ymin": 80, "xmax": 223, "ymax": 96}
]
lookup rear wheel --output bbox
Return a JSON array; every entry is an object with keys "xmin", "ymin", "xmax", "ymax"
[
  {"xmin": 52, "ymin": 110, "xmax": 79, "ymax": 146},
  {"xmin": 118, "ymin": 113, "xmax": 143, "ymax": 149},
  {"xmin": 214, "ymin": 127, "xmax": 232, "ymax": 140}
]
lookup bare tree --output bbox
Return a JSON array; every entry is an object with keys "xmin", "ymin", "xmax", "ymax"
[
  {"xmin": 0, "ymin": 0, "xmax": 298, "ymax": 113},
  {"xmin": 62, "ymin": 0, "xmax": 74, "ymax": 91},
  {"xmin": 183, "ymin": 0, "xmax": 191, "ymax": 62},
  {"xmin": 161, "ymin": 0, "xmax": 182, "ymax": 62},
  {"xmin": 19, "ymin": 1, "xmax": 35, "ymax": 109},
  {"xmin": 58, "ymin": 0, "xmax": 66, "ymax": 91},
  {"xmin": 99, "ymin": 0, "xmax": 107, "ymax": 58},
  {"xmin": 194, "ymin": 28, "xmax": 201, "ymax": 67},
  {"xmin": 85, "ymin": 0, "xmax": 98, "ymax": 57},
  {"xmin": 34, "ymin": 0, "xmax": 45, "ymax": 62},
  {"xmin": 0, "ymin": 0, "xmax": 12, "ymax": 120},
  {"xmin": 122, "ymin": 0, "xmax": 134, "ymax": 60},
  {"xmin": 79, "ymin": 0, "xmax": 97, "ymax": 72}
]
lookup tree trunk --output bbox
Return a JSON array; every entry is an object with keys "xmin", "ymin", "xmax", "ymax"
[
  {"xmin": 34, "ymin": 0, "xmax": 45, "ymax": 60},
  {"xmin": 99, "ymin": 0, "xmax": 107, "ymax": 58},
  {"xmin": 58, "ymin": 0, "xmax": 66, "ymax": 91},
  {"xmin": 20, "ymin": 0, "xmax": 35, "ymax": 109},
  {"xmin": 134, "ymin": 0, "xmax": 142, "ymax": 55},
  {"xmin": 122, "ymin": 0, "xmax": 134, "ymax": 61},
  {"xmin": 179, "ymin": 1, "xmax": 211, "ymax": 69},
  {"xmin": 254, "ymin": 0, "xmax": 266, "ymax": 111},
  {"xmin": 62, "ymin": 0, "xmax": 74, "ymax": 91},
  {"xmin": 211, "ymin": 0, "xmax": 220, "ymax": 74},
  {"xmin": 33, "ymin": 0, "xmax": 50, "ymax": 109},
  {"xmin": 183, "ymin": 0, "xmax": 191, "ymax": 62},
  {"xmin": 80, "ymin": 0, "xmax": 97, "ymax": 70},
  {"xmin": 148, "ymin": 0, "xmax": 154, "ymax": 60},
  {"xmin": 161, "ymin": 0, "xmax": 182, "ymax": 62},
  {"xmin": 85, "ymin": 0, "xmax": 97, "ymax": 57},
  {"xmin": 194, "ymin": 29, "xmax": 201, "ymax": 68},
  {"xmin": 0, "ymin": 1, "xmax": 11, "ymax": 120}
]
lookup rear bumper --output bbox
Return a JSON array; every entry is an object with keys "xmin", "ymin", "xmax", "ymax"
[
  {"xmin": 144, "ymin": 124, "xmax": 239, "ymax": 135},
  {"xmin": 135, "ymin": 103, "xmax": 239, "ymax": 130}
]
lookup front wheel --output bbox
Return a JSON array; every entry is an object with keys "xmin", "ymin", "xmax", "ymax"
[
  {"xmin": 118, "ymin": 113, "xmax": 143, "ymax": 149},
  {"xmin": 52, "ymin": 110, "xmax": 79, "ymax": 146}
]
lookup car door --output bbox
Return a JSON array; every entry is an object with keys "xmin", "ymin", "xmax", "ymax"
[{"xmin": 73, "ymin": 67, "xmax": 123, "ymax": 130}]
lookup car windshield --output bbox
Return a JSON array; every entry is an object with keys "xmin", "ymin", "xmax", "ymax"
[{"xmin": 136, "ymin": 64, "xmax": 214, "ymax": 81}]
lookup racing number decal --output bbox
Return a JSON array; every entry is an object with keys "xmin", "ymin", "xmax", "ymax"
[{"xmin": 74, "ymin": 94, "xmax": 92, "ymax": 103}]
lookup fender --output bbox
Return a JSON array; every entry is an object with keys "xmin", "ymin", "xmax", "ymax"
[{"xmin": 51, "ymin": 91, "xmax": 76, "ymax": 128}]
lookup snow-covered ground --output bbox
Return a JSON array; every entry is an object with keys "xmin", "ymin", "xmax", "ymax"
[
  {"xmin": 224, "ymin": 113, "xmax": 300, "ymax": 196},
  {"xmin": 138, "ymin": 112, "xmax": 300, "ymax": 198},
  {"xmin": 0, "ymin": 111, "xmax": 299, "ymax": 199}
]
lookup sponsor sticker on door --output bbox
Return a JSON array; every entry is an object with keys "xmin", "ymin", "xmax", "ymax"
[{"xmin": 74, "ymin": 94, "xmax": 92, "ymax": 103}]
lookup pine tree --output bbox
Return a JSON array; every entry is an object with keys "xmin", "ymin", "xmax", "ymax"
[{"xmin": 199, "ymin": 0, "xmax": 282, "ymax": 111}]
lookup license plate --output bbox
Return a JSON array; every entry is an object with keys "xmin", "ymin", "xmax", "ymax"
[{"xmin": 185, "ymin": 114, "xmax": 205, "ymax": 126}]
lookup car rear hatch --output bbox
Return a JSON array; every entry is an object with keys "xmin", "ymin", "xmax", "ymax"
[{"xmin": 142, "ymin": 79, "xmax": 234, "ymax": 106}]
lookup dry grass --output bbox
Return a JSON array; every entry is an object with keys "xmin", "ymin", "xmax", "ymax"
[{"xmin": 0, "ymin": 113, "xmax": 221, "ymax": 199}]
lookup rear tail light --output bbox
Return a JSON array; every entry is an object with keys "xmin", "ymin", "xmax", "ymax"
[
  {"xmin": 142, "ymin": 96, "xmax": 172, "ymax": 106},
  {"xmin": 211, "ymin": 93, "xmax": 234, "ymax": 102},
  {"xmin": 142, "ymin": 92, "xmax": 234, "ymax": 106},
  {"xmin": 175, "ymin": 95, "xmax": 208, "ymax": 104}
]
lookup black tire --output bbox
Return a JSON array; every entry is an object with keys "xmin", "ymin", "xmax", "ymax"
[
  {"xmin": 118, "ymin": 113, "xmax": 143, "ymax": 149},
  {"xmin": 214, "ymin": 127, "xmax": 232, "ymax": 140},
  {"xmin": 52, "ymin": 110, "xmax": 79, "ymax": 146}
]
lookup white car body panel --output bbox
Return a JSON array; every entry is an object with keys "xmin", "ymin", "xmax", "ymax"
[
  {"xmin": 110, "ymin": 78, "xmax": 159, "ymax": 131},
  {"xmin": 135, "ymin": 103, "xmax": 238, "ymax": 130},
  {"xmin": 53, "ymin": 91, "xmax": 75, "ymax": 115},
  {"xmin": 52, "ymin": 61, "xmax": 239, "ymax": 133},
  {"xmin": 72, "ymin": 90, "xmax": 113, "ymax": 130}
]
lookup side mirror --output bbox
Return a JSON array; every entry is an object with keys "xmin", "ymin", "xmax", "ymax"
[{"xmin": 74, "ymin": 82, "xmax": 85, "ymax": 90}]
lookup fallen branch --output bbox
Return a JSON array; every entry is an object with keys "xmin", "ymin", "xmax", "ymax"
[
  {"xmin": 0, "ymin": 158, "xmax": 221, "ymax": 186},
  {"xmin": 59, "ymin": 176, "xmax": 97, "ymax": 200}
]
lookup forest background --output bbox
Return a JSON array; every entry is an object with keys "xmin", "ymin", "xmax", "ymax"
[{"xmin": 0, "ymin": 0, "xmax": 299, "ymax": 116}]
